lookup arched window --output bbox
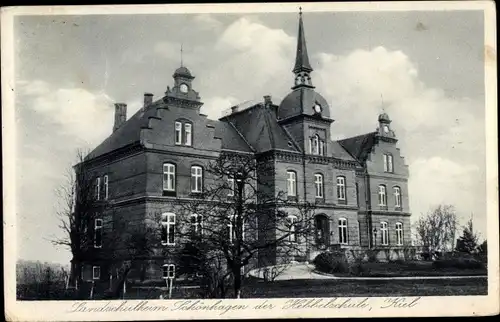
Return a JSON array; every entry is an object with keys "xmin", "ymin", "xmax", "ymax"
[
  {"xmin": 395, "ymin": 222, "xmax": 403, "ymax": 245},
  {"xmin": 315, "ymin": 214, "xmax": 329, "ymax": 246},
  {"xmin": 287, "ymin": 171, "xmax": 297, "ymax": 197},
  {"xmin": 394, "ymin": 186, "xmax": 402, "ymax": 209},
  {"xmin": 312, "ymin": 135, "xmax": 319, "ymax": 155},
  {"xmin": 378, "ymin": 185, "xmax": 387, "ymax": 206},
  {"xmin": 314, "ymin": 173, "xmax": 324, "ymax": 198},
  {"xmin": 191, "ymin": 166, "xmax": 203, "ymax": 193},
  {"xmin": 161, "ymin": 212, "xmax": 176, "ymax": 245},
  {"xmin": 336, "ymin": 176, "xmax": 346, "ymax": 202},
  {"xmin": 163, "ymin": 163, "xmax": 176, "ymax": 193},
  {"xmin": 380, "ymin": 221, "xmax": 389, "ymax": 245},
  {"xmin": 338, "ymin": 218, "xmax": 348, "ymax": 245}
]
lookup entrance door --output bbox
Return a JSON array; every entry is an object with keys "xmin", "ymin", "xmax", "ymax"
[{"xmin": 314, "ymin": 214, "xmax": 329, "ymax": 248}]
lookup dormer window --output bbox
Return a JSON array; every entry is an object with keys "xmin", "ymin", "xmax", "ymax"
[{"xmin": 174, "ymin": 120, "xmax": 193, "ymax": 146}]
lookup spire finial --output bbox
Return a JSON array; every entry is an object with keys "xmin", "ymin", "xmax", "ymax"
[
  {"xmin": 381, "ymin": 94, "xmax": 386, "ymax": 113},
  {"xmin": 299, "ymin": 6, "xmax": 302, "ymax": 15},
  {"xmin": 292, "ymin": 6, "xmax": 313, "ymax": 88},
  {"xmin": 180, "ymin": 43, "xmax": 184, "ymax": 67}
]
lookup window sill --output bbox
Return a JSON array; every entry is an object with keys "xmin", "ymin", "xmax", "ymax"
[
  {"xmin": 161, "ymin": 243, "xmax": 176, "ymax": 247},
  {"xmin": 337, "ymin": 199, "xmax": 347, "ymax": 205},
  {"xmin": 394, "ymin": 207, "xmax": 402, "ymax": 211},
  {"xmin": 315, "ymin": 197, "xmax": 325, "ymax": 204},
  {"xmin": 379, "ymin": 205, "xmax": 388, "ymax": 211},
  {"xmin": 189, "ymin": 192, "xmax": 204, "ymax": 199}
]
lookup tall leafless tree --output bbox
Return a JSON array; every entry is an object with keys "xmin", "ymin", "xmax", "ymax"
[
  {"xmin": 415, "ymin": 204, "xmax": 458, "ymax": 254},
  {"xmin": 174, "ymin": 152, "xmax": 317, "ymax": 298}
]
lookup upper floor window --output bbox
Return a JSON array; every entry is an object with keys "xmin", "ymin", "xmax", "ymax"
[
  {"xmin": 175, "ymin": 120, "xmax": 193, "ymax": 146},
  {"xmin": 309, "ymin": 134, "xmax": 326, "ymax": 156},
  {"xmin": 395, "ymin": 222, "xmax": 403, "ymax": 245},
  {"xmin": 95, "ymin": 177, "xmax": 101, "ymax": 200},
  {"xmin": 287, "ymin": 215, "xmax": 297, "ymax": 242},
  {"xmin": 380, "ymin": 221, "xmax": 389, "ymax": 245},
  {"xmin": 94, "ymin": 218, "xmax": 102, "ymax": 248},
  {"xmin": 191, "ymin": 166, "xmax": 203, "ymax": 193},
  {"xmin": 314, "ymin": 173, "xmax": 324, "ymax": 198},
  {"xmin": 287, "ymin": 171, "xmax": 297, "ymax": 197},
  {"xmin": 190, "ymin": 214, "xmax": 203, "ymax": 238},
  {"xmin": 394, "ymin": 186, "xmax": 402, "ymax": 209},
  {"xmin": 383, "ymin": 154, "xmax": 394, "ymax": 173},
  {"xmin": 103, "ymin": 175, "xmax": 109, "ymax": 200},
  {"xmin": 336, "ymin": 176, "xmax": 346, "ymax": 201},
  {"xmin": 378, "ymin": 185, "xmax": 387, "ymax": 206},
  {"xmin": 227, "ymin": 215, "xmax": 235, "ymax": 243},
  {"xmin": 338, "ymin": 218, "xmax": 348, "ymax": 245},
  {"xmin": 163, "ymin": 163, "xmax": 176, "ymax": 192},
  {"xmin": 161, "ymin": 212, "xmax": 176, "ymax": 245},
  {"xmin": 227, "ymin": 178, "xmax": 235, "ymax": 197}
]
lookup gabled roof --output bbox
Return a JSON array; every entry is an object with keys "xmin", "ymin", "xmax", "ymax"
[
  {"xmin": 220, "ymin": 104, "xmax": 300, "ymax": 154},
  {"xmin": 338, "ymin": 132, "xmax": 378, "ymax": 163}
]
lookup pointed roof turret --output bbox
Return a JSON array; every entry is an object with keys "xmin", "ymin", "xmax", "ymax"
[{"xmin": 293, "ymin": 8, "xmax": 313, "ymax": 73}]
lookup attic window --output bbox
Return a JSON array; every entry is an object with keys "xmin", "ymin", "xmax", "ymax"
[{"xmin": 287, "ymin": 141, "xmax": 293, "ymax": 147}]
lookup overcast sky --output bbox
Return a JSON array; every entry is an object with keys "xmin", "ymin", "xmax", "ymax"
[{"xmin": 15, "ymin": 9, "xmax": 486, "ymax": 264}]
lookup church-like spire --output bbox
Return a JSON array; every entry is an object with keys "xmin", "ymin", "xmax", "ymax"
[{"xmin": 292, "ymin": 8, "xmax": 314, "ymax": 89}]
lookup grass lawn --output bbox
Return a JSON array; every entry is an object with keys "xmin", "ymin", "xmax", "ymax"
[
  {"xmin": 333, "ymin": 260, "xmax": 487, "ymax": 278},
  {"xmin": 241, "ymin": 277, "xmax": 488, "ymax": 298}
]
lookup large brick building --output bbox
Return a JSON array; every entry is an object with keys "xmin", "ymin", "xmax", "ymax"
[{"xmin": 79, "ymin": 12, "xmax": 411, "ymax": 283}]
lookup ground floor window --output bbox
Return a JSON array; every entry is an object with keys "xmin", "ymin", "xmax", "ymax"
[
  {"xmin": 338, "ymin": 218, "xmax": 348, "ymax": 245},
  {"xmin": 92, "ymin": 266, "xmax": 100, "ymax": 280},
  {"xmin": 162, "ymin": 264, "xmax": 175, "ymax": 279},
  {"xmin": 315, "ymin": 214, "xmax": 329, "ymax": 247}
]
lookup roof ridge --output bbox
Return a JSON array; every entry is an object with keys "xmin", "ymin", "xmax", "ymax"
[
  {"xmin": 339, "ymin": 131, "xmax": 377, "ymax": 142},
  {"xmin": 261, "ymin": 106, "xmax": 276, "ymax": 149}
]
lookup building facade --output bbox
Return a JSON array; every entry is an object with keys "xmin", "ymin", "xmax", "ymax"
[{"xmin": 78, "ymin": 12, "xmax": 411, "ymax": 283}]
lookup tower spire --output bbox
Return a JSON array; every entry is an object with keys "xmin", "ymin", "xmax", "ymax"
[
  {"xmin": 180, "ymin": 43, "xmax": 184, "ymax": 67},
  {"xmin": 292, "ymin": 8, "xmax": 314, "ymax": 89}
]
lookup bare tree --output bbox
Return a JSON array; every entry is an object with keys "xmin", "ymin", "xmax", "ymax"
[
  {"xmin": 174, "ymin": 152, "xmax": 317, "ymax": 298},
  {"xmin": 415, "ymin": 204, "xmax": 458, "ymax": 255}
]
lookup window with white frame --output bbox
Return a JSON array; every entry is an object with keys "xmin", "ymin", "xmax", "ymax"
[
  {"xmin": 394, "ymin": 186, "xmax": 402, "ymax": 209},
  {"xmin": 161, "ymin": 213, "xmax": 176, "ymax": 245},
  {"xmin": 95, "ymin": 177, "xmax": 101, "ymax": 200},
  {"xmin": 163, "ymin": 163, "xmax": 176, "ymax": 192},
  {"xmin": 383, "ymin": 154, "xmax": 394, "ymax": 172},
  {"xmin": 378, "ymin": 185, "xmax": 387, "ymax": 206},
  {"xmin": 92, "ymin": 266, "xmax": 101, "ymax": 280},
  {"xmin": 380, "ymin": 222, "xmax": 389, "ymax": 245},
  {"xmin": 94, "ymin": 218, "xmax": 102, "ymax": 248},
  {"xmin": 287, "ymin": 171, "xmax": 297, "ymax": 197},
  {"xmin": 227, "ymin": 178, "xmax": 235, "ymax": 197},
  {"xmin": 338, "ymin": 218, "xmax": 348, "ymax": 245},
  {"xmin": 191, "ymin": 166, "xmax": 203, "ymax": 193},
  {"xmin": 336, "ymin": 176, "xmax": 346, "ymax": 201},
  {"xmin": 314, "ymin": 173, "xmax": 324, "ymax": 198},
  {"xmin": 395, "ymin": 222, "xmax": 403, "ymax": 245},
  {"xmin": 162, "ymin": 264, "xmax": 175, "ymax": 279},
  {"xmin": 287, "ymin": 215, "xmax": 297, "ymax": 242},
  {"xmin": 319, "ymin": 140, "xmax": 325, "ymax": 156},
  {"xmin": 227, "ymin": 215, "xmax": 235, "ymax": 243},
  {"xmin": 103, "ymin": 175, "xmax": 109, "ymax": 200},
  {"xmin": 312, "ymin": 135, "xmax": 319, "ymax": 155},
  {"xmin": 175, "ymin": 121, "xmax": 182, "ymax": 145},
  {"xmin": 184, "ymin": 123, "xmax": 192, "ymax": 146},
  {"xmin": 190, "ymin": 214, "xmax": 203, "ymax": 237}
]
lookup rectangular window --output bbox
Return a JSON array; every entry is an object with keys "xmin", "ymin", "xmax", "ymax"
[
  {"xmin": 378, "ymin": 185, "xmax": 387, "ymax": 206},
  {"xmin": 319, "ymin": 141, "xmax": 325, "ymax": 156},
  {"xmin": 163, "ymin": 163, "xmax": 176, "ymax": 191},
  {"xmin": 380, "ymin": 222, "xmax": 389, "ymax": 245},
  {"xmin": 94, "ymin": 218, "xmax": 102, "ymax": 248},
  {"xmin": 338, "ymin": 218, "xmax": 348, "ymax": 245},
  {"xmin": 161, "ymin": 213, "xmax": 176, "ymax": 245},
  {"xmin": 336, "ymin": 176, "xmax": 346, "ymax": 201},
  {"xmin": 95, "ymin": 177, "xmax": 101, "ymax": 200},
  {"xmin": 103, "ymin": 175, "xmax": 109, "ymax": 200},
  {"xmin": 190, "ymin": 214, "xmax": 203, "ymax": 237},
  {"xmin": 383, "ymin": 154, "xmax": 388, "ymax": 172},
  {"xmin": 162, "ymin": 264, "xmax": 175, "ymax": 279},
  {"xmin": 388, "ymin": 154, "xmax": 394, "ymax": 172},
  {"xmin": 287, "ymin": 171, "xmax": 297, "ymax": 196},
  {"xmin": 395, "ymin": 222, "xmax": 403, "ymax": 246},
  {"xmin": 314, "ymin": 174, "xmax": 323, "ymax": 198},
  {"xmin": 309, "ymin": 138, "xmax": 313, "ymax": 154},
  {"xmin": 287, "ymin": 215, "xmax": 297, "ymax": 242},
  {"xmin": 175, "ymin": 122, "xmax": 182, "ymax": 145},
  {"xmin": 228, "ymin": 215, "xmax": 235, "ymax": 243},
  {"xmin": 227, "ymin": 178, "xmax": 235, "ymax": 197},
  {"xmin": 92, "ymin": 266, "xmax": 100, "ymax": 280},
  {"xmin": 184, "ymin": 123, "xmax": 192, "ymax": 146},
  {"xmin": 191, "ymin": 166, "xmax": 203, "ymax": 193},
  {"xmin": 394, "ymin": 186, "xmax": 401, "ymax": 209}
]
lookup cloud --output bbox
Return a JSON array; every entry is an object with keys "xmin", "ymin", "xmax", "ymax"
[
  {"xmin": 192, "ymin": 14, "xmax": 223, "ymax": 31},
  {"xmin": 314, "ymin": 46, "xmax": 486, "ymax": 231},
  {"xmin": 201, "ymin": 96, "xmax": 238, "ymax": 120}
]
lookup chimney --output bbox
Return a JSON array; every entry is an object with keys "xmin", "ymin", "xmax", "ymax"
[
  {"xmin": 144, "ymin": 93, "xmax": 153, "ymax": 107},
  {"xmin": 263, "ymin": 95, "xmax": 272, "ymax": 106},
  {"xmin": 231, "ymin": 105, "xmax": 239, "ymax": 113},
  {"xmin": 113, "ymin": 103, "xmax": 127, "ymax": 132}
]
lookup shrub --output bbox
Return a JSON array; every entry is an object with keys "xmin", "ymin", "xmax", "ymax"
[
  {"xmin": 432, "ymin": 258, "xmax": 485, "ymax": 270},
  {"xmin": 313, "ymin": 252, "xmax": 349, "ymax": 274},
  {"xmin": 348, "ymin": 260, "xmax": 369, "ymax": 277}
]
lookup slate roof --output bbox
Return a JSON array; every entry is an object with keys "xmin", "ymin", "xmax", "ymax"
[{"xmin": 337, "ymin": 132, "xmax": 378, "ymax": 163}]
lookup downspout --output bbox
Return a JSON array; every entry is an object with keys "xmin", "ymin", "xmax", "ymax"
[{"xmin": 364, "ymin": 170, "xmax": 372, "ymax": 249}]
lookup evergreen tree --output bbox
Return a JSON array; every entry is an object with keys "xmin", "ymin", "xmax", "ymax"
[{"xmin": 455, "ymin": 219, "xmax": 479, "ymax": 254}]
